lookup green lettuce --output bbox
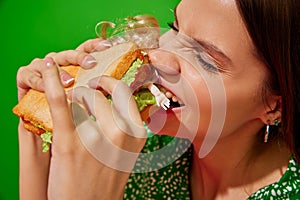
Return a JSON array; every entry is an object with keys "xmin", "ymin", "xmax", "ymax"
[
  {"xmin": 121, "ymin": 58, "xmax": 143, "ymax": 85},
  {"xmin": 35, "ymin": 124, "xmax": 52, "ymax": 153},
  {"xmin": 134, "ymin": 89, "xmax": 156, "ymax": 111},
  {"xmin": 113, "ymin": 57, "xmax": 156, "ymax": 112}
]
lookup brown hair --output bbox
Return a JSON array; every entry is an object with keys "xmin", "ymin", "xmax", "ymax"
[{"xmin": 235, "ymin": 0, "xmax": 300, "ymax": 162}]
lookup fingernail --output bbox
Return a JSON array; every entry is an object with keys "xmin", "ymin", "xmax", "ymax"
[
  {"xmin": 82, "ymin": 55, "xmax": 97, "ymax": 68},
  {"xmin": 100, "ymin": 40, "xmax": 112, "ymax": 47},
  {"xmin": 92, "ymin": 40, "xmax": 112, "ymax": 52},
  {"xmin": 44, "ymin": 57, "xmax": 55, "ymax": 67},
  {"xmin": 61, "ymin": 73, "xmax": 74, "ymax": 85}
]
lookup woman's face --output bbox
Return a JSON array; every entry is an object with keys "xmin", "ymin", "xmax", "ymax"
[{"xmin": 147, "ymin": 0, "xmax": 268, "ymax": 148}]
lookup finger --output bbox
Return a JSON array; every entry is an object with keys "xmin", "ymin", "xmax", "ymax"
[
  {"xmin": 16, "ymin": 59, "xmax": 74, "ymax": 101},
  {"xmin": 76, "ymin": 38, "xmax": 111, "ymax": 52},
  {"xmin": 71, "ymin": 102, "xmax": 91, "ymax": 127},
  {"xmin": 68, "ymin": 86, "xmax": 121, "ymax": 142},
  {"xmin": 57, "ymin": 67, "xmax": 75, "ymax": 87},
  {"xmin": 17, "ymin": 58, "xmax": 45, "ymax": 100},
  {"xmin": 88, "ymin": 76, "xmax": 146, "ymax": 138},
  {"xmin": 69, "ymin": 86, "xmax": 146, "ymax": 152},
  {"xmin": 41, "ymin": 57, "xmax": 74, "ymax": 141},
  {"xmin": 76, "ymin": 118, "xmax": 141, "ymax": 172},
  {"xmin": 71, "ymin": 105, "xmax": 141, "ymax": 172},
  {"xmin": 91, "ymin": 76, "xmax": 141, "ymax": 121},
  {"xmin": 46, "ymin": 50, "xmax": 97, "ymax": 69},
  {"xmin": 69, "ymin": 86, "xmax": 112, "ymax": 126}
]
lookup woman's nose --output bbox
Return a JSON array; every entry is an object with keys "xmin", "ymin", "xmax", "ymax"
[{"xmin": 148, "ymin": 49, "xmax": 181, "ymax": 75}]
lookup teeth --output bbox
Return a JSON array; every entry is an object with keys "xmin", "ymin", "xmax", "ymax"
[
  {"xmin": 164, "ymin": 91, "xmax": 178, "ymax": 103},
  {"xmin": 157, "ymin": 85, "xmax": 184, "ymax": 106},
  {"xmin": 164, "ymin": 91, "xmax": 183, "ymax": 107},
  {"xmin": 172, "ymin": 96, "xmax": 178, "ymax": 103},
  {"xmin": 165, "ymin": 91, "xmax": 173, "ymax": 99},
  {"xmin": 159, "ymin": 86, "xmax": 168, "ymax": 93}
]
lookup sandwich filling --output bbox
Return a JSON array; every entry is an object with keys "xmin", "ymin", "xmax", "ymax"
[
  {"xmin": 35, "ymin": 51, "xmax": 182, "ymax": 152},
  {"xmin": 33, "ymin": 50, "xmax": 183, "ymax": 153},
  {"xmin": 35, "ymin": 124, "xmax": 53, "ymax": 153},
  {"xmin": 121, "ymin": 54, "xmax": 157, "ymax": 111},
  {"xmin": 122, "ymin": 53, "xmax": 184, "ymax": 109},
  {"xmin": 38, "ymin": 53, "xmax": 157, "ymax": 153}
]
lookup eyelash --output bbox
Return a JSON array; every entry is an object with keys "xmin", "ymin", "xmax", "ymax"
[
  {"xmin": 196, "ymin": 54, "xmax": 219, "ymax": 72},
  {"xmin": 167, "ymin": 22, "xmax": 179, "ymax": 32},
  {"xmin": 167, "ymin": 22, "xmax": 219, "ymax": 73}
]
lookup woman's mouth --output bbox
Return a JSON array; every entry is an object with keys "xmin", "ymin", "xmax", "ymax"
[{"xmin": 157, "ymin": 85, "xmax": 185, "ymax": 109}]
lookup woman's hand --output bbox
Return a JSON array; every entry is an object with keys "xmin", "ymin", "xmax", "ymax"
[
  {"xmin": 17, "ymin": 49, "xmax": 97, "ymax": 200},
  {"xmin": 17, "ymin": 37, "xmax": 107, "ymax": 101},
  {"xmin": 41, "ymin": 58, "xmax": 146, "ymax": 199},
  {"xmin": 17, "ymin": 38, "xmax": 104, "ymax": 200},
  {"xmin": 17, "ymin": 38, "xmax": 146, "ymax": 199}
]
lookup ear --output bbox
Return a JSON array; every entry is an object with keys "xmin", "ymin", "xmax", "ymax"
[{"xmin": 259, "ymin": 95, "xmax": 282, "ymax": 125}]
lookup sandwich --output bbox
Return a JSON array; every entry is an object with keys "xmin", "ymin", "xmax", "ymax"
[{"xmin": 12, "ymin": 42, "xmax": 167, "ymax": 152}]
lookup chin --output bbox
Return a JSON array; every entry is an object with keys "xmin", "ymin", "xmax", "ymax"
[{"xmin": 145, "ymin": 106, "xmax": 194, "ymax": 139}]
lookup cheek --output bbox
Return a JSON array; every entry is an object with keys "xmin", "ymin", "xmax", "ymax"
[
  {"xmin": 222, "ymin": 78, "xmax": 265, "ymax": 133},
  {"xmin": 181, "ymin": 67, "xmax": 213, "ymax": 134},
  {"xmin": 183, "ymin": 63, "xmax": 266, "ymax": 139}
]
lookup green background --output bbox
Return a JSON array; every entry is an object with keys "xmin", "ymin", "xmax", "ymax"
[{"xmin": 0, "ymin": 0, "xmax": 178, "ymax": 199}]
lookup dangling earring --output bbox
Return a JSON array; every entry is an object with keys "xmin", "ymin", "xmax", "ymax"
[
  {"xmin": 264, "ymin": 121, "xmax": 270, "ymax": 143},
  {"xmin": 274, "ymin": 119, "xmax": 280, "ymax": 126}
]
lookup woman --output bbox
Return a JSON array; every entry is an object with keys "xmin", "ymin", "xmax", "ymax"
[{"xmin": 17, "ymin": 0, "xmax": 299, "ymax": 199}]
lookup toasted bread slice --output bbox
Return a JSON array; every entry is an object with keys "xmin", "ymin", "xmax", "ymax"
[
  {"xmin": 12, "ymin": 65, "xmax": 79, "ymax": 135},
  {"xmin": 75, "ymin": 42, "xmax": 138, "ymax": 87},
  {"xmin": 13, "ymin": 42, "xmax": 140, "ymax": 135},
  {"xmin": 23, "ymin": 121, "xmax": 45, "ymax": 135}
]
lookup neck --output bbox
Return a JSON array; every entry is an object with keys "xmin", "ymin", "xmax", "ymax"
[{"xmin": 190, "ymin": 121, "xmax": 290, "ymax": 199}]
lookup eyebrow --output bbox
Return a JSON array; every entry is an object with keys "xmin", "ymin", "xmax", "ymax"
[
  {"xmin": 172, "ymin": 5, "xmax": 232, "ymax": 65},
  {"xmin": 197, "ymin": 40, "xmax": 232, "ymax": 65}
]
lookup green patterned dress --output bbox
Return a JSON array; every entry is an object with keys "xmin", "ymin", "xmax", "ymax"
[{"xmin": 124, "ymin": 133, "xmax": 300, "ymax": 199}]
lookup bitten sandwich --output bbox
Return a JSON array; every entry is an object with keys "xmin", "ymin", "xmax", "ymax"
[{"xmin": 13, "ymin": 42, "xmax": 168, "ymax": 152}]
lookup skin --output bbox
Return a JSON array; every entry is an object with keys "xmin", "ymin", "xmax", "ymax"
[
  {"xmin": 147, "ymin": 0, "xmax": 289, "ymax": 199},
  {"xmin": 17, "ymin": 0, "xmax": 291, "ymax": 199},
  {"xmin": 18, "ymin": 39, "xmax": 146, "ymax": 200}
]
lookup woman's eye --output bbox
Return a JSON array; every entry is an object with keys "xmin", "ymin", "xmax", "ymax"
[
  {"xmin": 196, "ymin": 52, "xmax": 219, "ymax": 72},
  {"xmin": 167, "ymin": 22, "xmax": 179, "ymax": 32},
  {"xmin": 165, "ymin": 23, "xmax": 220, "ymax": 73}
]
